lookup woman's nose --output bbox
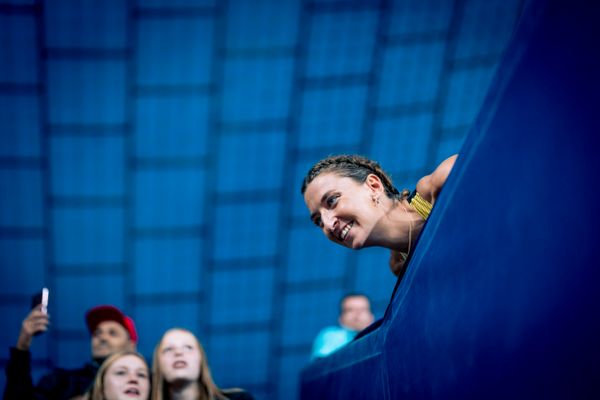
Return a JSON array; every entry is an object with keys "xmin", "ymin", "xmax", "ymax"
[
  {"xmin": 174, "ymin": 348, "xmax": 183, "ymax": 355},
  {"xmin": 321, "ymin": 212, "xmax": 337, "ymax": 232}
]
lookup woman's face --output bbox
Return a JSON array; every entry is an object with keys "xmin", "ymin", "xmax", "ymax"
[
  {"xmin": 159, "ymin": 330, "xmax": 202, "ymax": 384},
  {"xmin": 304, "ymin": 172, "xmax": 382, "ymax": 250},
  {"xmin": 103, "ymin": 354, "xmax": 150, "ymax": 400}
]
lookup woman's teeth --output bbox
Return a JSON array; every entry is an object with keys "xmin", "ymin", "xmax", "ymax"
[{"xmin": 341, "ymin": 222, "xmax": 353, "ymax": 240}]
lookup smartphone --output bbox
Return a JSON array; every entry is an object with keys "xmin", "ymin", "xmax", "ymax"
[{"xmin": 31, "ymin": 287, "xmax": 49, "ymax": 314}]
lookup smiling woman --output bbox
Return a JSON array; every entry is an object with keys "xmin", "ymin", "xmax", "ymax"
[
  {"xmin": 301, "ymin": 154, "xmax": 457, "ymax": 276},
  {"xmin": 151, "ymin": 328, "xmax": 254, "ymax": 400},
  {"xmin": 88, "ymin": 351, "xmax": 150, "ymax": 400}
]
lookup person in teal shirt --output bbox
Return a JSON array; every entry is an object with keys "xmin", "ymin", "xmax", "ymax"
[{"xmin": 311, "ymin": 293, "xmax": 374, "ymax": 359}]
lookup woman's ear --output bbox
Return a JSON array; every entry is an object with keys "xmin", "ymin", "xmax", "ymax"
[{"xmin": 365, "ymin": 173, "xmax": 384, "ymax": 194}]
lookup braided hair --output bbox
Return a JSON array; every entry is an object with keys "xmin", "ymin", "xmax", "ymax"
[{"xmin": 301, "ymin": 154, "xmax": 409, "ymax": 200}]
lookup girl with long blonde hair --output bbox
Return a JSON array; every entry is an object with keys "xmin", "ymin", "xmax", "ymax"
[
  {"xmin": 88, "ymin": 350, "xmax": 150, "ymax": 400},
  {"xmin": 151, "ymin": 328, "xmax": 253, "ymax": 400}
]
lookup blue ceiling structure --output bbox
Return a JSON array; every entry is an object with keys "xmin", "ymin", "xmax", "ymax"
[{"xmin": 0, "ymin": 0, "xmax": 524, "ymax": 398}]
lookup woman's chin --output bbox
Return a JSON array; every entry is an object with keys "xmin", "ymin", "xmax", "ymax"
[
  {"xmin": 348, "ymin": 236, "xmax": 366, "ymax": 250},
  {"xmin": 330, "ymin": 233, "xmax": 365, "ymax": 250}
]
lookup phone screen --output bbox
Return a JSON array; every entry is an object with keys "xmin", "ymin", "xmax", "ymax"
[{"xmin": 31, "ymin": 288, "xmax": 49, "ymax": 314}]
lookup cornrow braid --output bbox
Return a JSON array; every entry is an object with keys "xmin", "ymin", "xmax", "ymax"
[{"xmin": 301, "ymin": 154, "xmax": 407, "ymax": 200}]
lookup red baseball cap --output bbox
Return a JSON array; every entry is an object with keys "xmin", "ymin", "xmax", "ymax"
[{"xmin": 85, "ymin": 305, "xmax": 138, "ymax": 343}]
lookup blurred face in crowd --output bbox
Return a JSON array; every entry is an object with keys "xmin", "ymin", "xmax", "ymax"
[
  {"xmin": 103, "ymin": 354, "xmax": 150, "ymax": 400},
  {"xmin": 159, "ymin": 329, "xmax": 202, "ymax": 384},
  {"xmin": 339, "ymin": 295, "xmax": 374, "ymax": 332},
  {"xmin": 92, "ymin": 321, "xmax": 134, "ymax": 359}
]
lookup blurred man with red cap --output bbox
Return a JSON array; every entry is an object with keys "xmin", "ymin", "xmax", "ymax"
[{"xmin": 3, "ymin": 304, "xmax": 138, "ymax": 400}]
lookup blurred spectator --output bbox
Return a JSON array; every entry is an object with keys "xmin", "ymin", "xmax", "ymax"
[
  {"xmin": 87, "ymin": 351, "xmax": 150, "ymax": 400},
  {"xmin": 151, "ymin": 328, "xmax": 253, "ymax": 400},
  {"xmin": 311, "ymin": 293, "xmax": 374, "ymax": 359},
  {"xmin": 3, "ymin": 304, "xmax": 137, "ymax": 400}
]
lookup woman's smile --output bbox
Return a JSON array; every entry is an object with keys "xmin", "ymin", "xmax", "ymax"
[
  {"xmin": 304, "ymin": 173, "xmax": 380, "ymax": 250},
  {"xmin": 340, "ymin": 221, "xmax": 354, "ymax": 241}
]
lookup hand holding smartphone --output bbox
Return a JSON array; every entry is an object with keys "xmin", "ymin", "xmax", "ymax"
[{"xmin": 17, "ymin": 288, "xmax": 50, "ymax": 347}]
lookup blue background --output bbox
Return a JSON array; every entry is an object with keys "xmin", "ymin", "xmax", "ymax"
[{"xmin": 0, "ymin": 0, "xmax": 523, "ymax": 398}]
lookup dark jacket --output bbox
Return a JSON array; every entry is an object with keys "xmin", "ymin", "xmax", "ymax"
[
  {"xmin": 221, "ymin": 388, "xmax": 255, "ymax": 400},
  {"xmin": 3, "ymin": 347, "xmax": 98, "ymax": 400}
]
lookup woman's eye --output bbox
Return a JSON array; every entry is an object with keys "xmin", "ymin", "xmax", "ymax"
[
  {"xmin": 326, "ymin": 195, "xmax": 339, "ymax": 207},
  {"xmin": 184, "ymin": 345, "xmax": 193, "ymax": 351},
  {"xmin": 162, "ymin": 347, "xmax": 173, "ymax": 354}
]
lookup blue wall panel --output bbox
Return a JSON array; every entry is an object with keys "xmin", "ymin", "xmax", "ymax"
[
  {"xmin": 47, "ymin": 60, "xmax": 127, "ymax": 124},
  {"xmin": 134, "ymin": 237, "xmax": 202, "ymax": 295},
  {"xmin": 52, "ymin": 208, "xmax": 124, "ymax": 265},
  {"xmin": 298, "ymin": 86, "xmax": 368, "ymax": 149},
  {"xmin": 136, "ymin": 17, "xmax": 214, "ymax": 86},
  {"xmin": 369, "ymin": 114, "xmax": 432, "ymax": 174},
  {"xmin": 214, "ymin": 201, "xmax": 280, "ymax": 260},
  {"xmin": 377, "ymin": 42, "xmax": 446, "ymax": 108},
  {"xmin": 50, "ymin": 137, "xmax": 125, "ymax": 197},
  {"xmin": 0, "ymin": 14, "xmax": 38, "ymax": 84},
  {"xmin": 209, "ymin": 267, "xmax": 275, "ymax": 326},
  {"xmin": 305, "ymin": 10, "xmax": 378, "ymax": 77},
  {"xmin": 225, "ymin": 0, "xmax": 300, "ymax": 50},
  {"xmin": 285, "ymin": 226, "xmax": 349, "ymax": 284},
  {"xmin": 134, "ymin": 167, "xmax": 206, "ymax": 228},
  {"xmin": 137, "ymin": 0, "xmax": 215, "ymax": 8},
  {"xmin": 209, "ymin": 331, "xmax": 270, "ymax": 386},
  {"xmin": 280, "ymin": 289, "xmax": 344, "ymax": 349},
  {"xmin": 388, "ymin": 0, "xmax": 453, "ymax": 37},
  {"xmin": 135, "ymin": 95, "xmax": 210, "ymax": 158},
  {"xmin": 442, "ymin": 66, "xmax": 498, "ymax": 129},
  {"xmin": 0, "ymin": 95, "xmax": 41, "ymax": 157},
  {"xmin": 0, "ymin": 239, "xmax": 45, "ymax": 295},
  {"xmin": 0, "ymin": 169, "xmax": 43, "ymax": 227},
  {"xmin": 222, "ymin": 57, "xmax": 294, "ymax": 123},
  {"xmin": 44, "ymin": 0, "xmax": 127, "ymax": 49},
  {"xmin": 216, "ymin": 132, "xmax": 287, "ymax": 193}
]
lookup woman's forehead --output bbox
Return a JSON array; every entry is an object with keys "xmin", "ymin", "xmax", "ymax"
[
  {"xmin": 306, "ymin": 173, "xmax": 361, "ymax": 196},
  {"xmin": 112, "ymin": 355, "xmax": 144, "ymax": 368},
  {"xmin": 163, "ymin": 329, "xmax": 195, "ymax": 342}
]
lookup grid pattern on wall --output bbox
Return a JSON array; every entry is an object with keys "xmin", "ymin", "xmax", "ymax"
[{"xmin": 0, "ymin": 0, "xmax": 523, "ymax": 398}]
